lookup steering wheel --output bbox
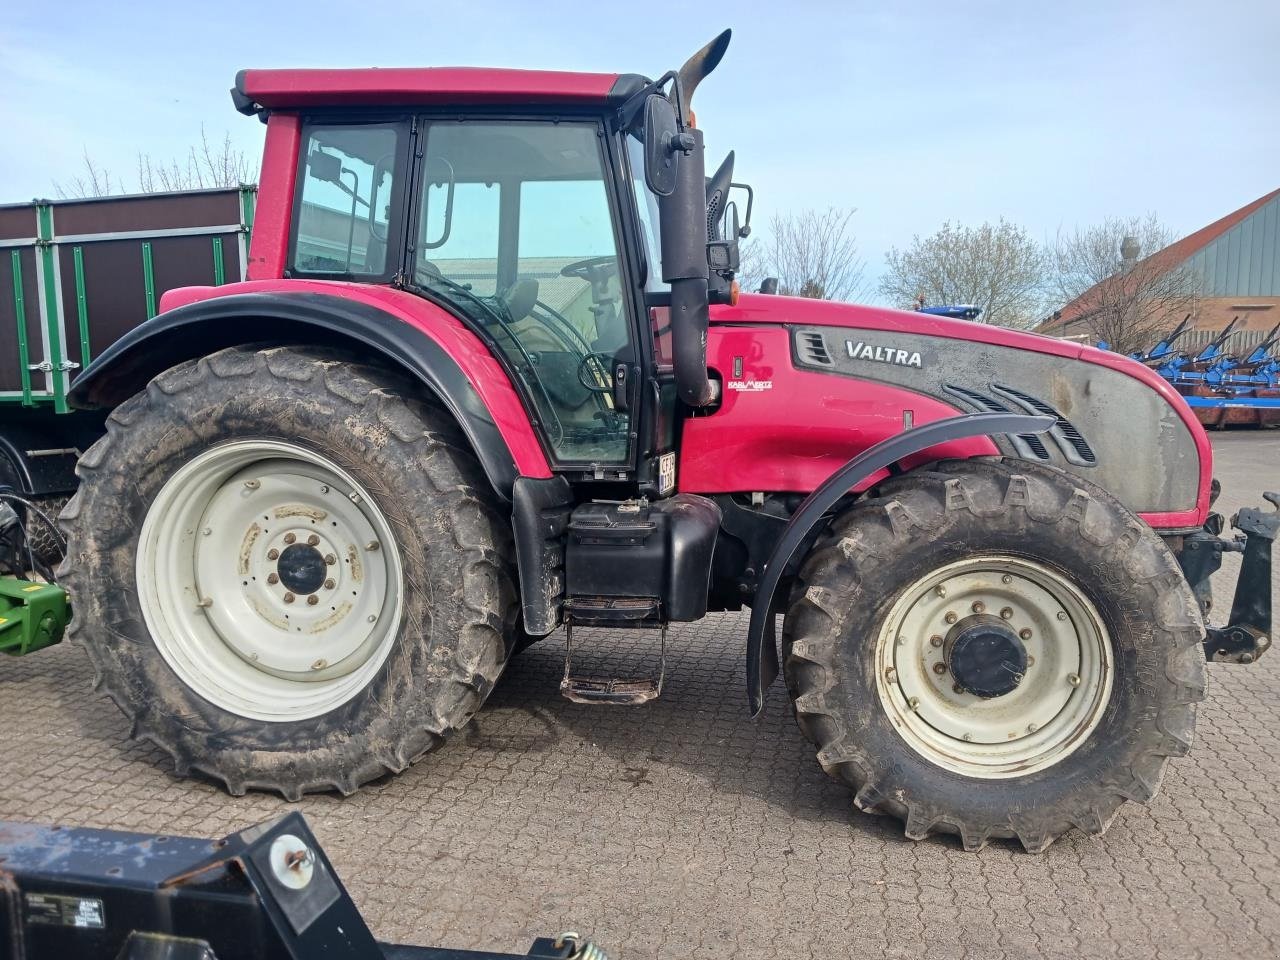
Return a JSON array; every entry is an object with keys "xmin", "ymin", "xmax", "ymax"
[{"xmin": 560, "ymin": 256, "xmax": 618, "ymax": 285}]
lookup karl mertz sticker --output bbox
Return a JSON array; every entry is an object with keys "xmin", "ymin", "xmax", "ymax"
[
  {"xmin": 845, "ymin": 340, "xmax": 923, "ymax": 369},
  {"xmin": 25, "ymin": 892, "xmax": 106, "ymax": 929},
  {"xmin": 727, "ymin": 380, "xmax": 773, "ymax": 392}
]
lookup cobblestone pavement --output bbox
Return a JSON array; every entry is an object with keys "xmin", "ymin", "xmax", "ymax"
[{"xmin": 3, "ymin": 433, "xmax": 1278, "ymax": 959}]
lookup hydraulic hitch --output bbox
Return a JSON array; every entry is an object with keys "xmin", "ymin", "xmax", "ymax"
[{"xmin": 1179, "ymin": 492, "xmax": 1279, "ymax": 664}]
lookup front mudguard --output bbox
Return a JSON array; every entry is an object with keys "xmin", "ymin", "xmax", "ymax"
[{"xmin": 744, "ymin": 412, "xmax": 1053, "ymax": 716}]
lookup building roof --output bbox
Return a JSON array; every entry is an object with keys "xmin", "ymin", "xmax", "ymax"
[
  {"xmin": 234, "ymin": 68, "xmax": 644, "ymax": 114},
  {"xmin": 1043, "ymin": 186, "xmax": 1280, "ymax": 332}
]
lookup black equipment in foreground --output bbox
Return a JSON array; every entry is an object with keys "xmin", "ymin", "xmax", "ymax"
[{"xmin": 0, "ymin": 812, "xmax": 605, "ymax": 960}]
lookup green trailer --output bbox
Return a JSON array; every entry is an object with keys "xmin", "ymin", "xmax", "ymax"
[{"xmin": 0, "ymin": 186, "xmax": 256, "ymax": 549}]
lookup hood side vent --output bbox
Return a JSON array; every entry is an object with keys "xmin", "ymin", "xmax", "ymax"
[
  {"xmin": 990, "ymin": 383, "xmax": 1097, "ymax": 467},
  {"xmin": 943, "ymin": 383, "xmax": 1051, "ymax": 461},
  {"xmin": 796, "ymin": 331, "xmax": 833, "ymax": 366}
]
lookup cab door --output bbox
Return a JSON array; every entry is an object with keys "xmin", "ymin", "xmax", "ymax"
[{"xmin": 409, "ymin": 117, "xmax": 639, "ymax": 471}]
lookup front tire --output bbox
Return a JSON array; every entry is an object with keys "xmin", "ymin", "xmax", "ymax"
[
  {"xmin": 783, "ymin": 458, "xmax": 1205, "ymax": 851},
  {"xmin": 60, "ymin": 345, "xmax": 519, "ymax": 799}
]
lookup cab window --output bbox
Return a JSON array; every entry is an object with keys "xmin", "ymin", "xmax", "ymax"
[
  {"xmin": 293, "ymin": 123, "xmax": 404, "ymax": 276},
  {"xmin": 414, "ymin": 120, "xmax": 633, "ymax": 465}
]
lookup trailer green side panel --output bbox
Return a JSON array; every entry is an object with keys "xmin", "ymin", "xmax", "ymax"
[{"xmin": 0, "ymin": 186, "xmax": 256, "ymax": 409}]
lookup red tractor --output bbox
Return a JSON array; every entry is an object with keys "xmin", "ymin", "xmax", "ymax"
[{"xmin": 62, "ymin": 32, "xmax": 1275, "ymax": 851}]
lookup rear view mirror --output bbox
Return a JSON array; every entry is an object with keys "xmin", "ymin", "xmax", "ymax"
[
  {"xmin": 643, "ymin": 95, "xmax": 680, "ymax": 197},
  {"xmin": 708, "ymin": 200, "xmax": 741, "ymax": 274},
  {"xmin": 307, "ymin": 150, "xmax": 343, "ymax": 187}
]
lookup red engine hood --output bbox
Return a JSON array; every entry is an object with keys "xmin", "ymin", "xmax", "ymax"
[
  {"xmin": 712, "ymin": 293, "xmax": 1084, "ymax": 360},
  {"xmin": 709, "ymin": 292, "xmax": 1213, "ymax": 528}
]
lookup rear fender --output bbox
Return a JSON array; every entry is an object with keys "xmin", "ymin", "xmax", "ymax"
[
  {"xmin": 745, "ymin": 412, "xmax": 1052, "ymax": 716},
  {"xmin": 67, "ymin": 288, "xmax": 553, "ymax": 501}
]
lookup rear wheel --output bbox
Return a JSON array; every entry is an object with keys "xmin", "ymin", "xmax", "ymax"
[
  {"xmin": 60, "ymin": 345, "xmax": 519, "ymax": 798},
  {"xmin": 783, "ymin": 458, "xmax": 1205, "ymax": 851}
]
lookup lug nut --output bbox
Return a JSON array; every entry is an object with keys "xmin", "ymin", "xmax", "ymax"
[
  {"xmin": 1067, "ymin": 673, "xmax": 1081, "ymax": 687},
  {"xmin": 267, "ymin": 548, "xmax": 279, "ymax": 560},
  {"xmin": 284, "ymin": 592, "xmax": 296, "ymax": 604},
  {"xmin": 267, "ymin": 573, "xmax": 279, "ymax": 585},
  {"xmin": 202, "ymin": 527, "xmax": 212, "ymax": 537},
  {"xmin": 311, "ymin": 659, "xmax": 328, "ymax": 670},
  {"xmin": 243, "ymin": 479, "xmax": 260, "ymax": 490},
  {"xmin": 929, "ymin": 634, "xmax": 943, "ymax": 648},
  {"xmin": 307, "ymin": 534, "xmax": 320, "ymax": 546},
  {"xmin": 1027, "ymin": 723, "xmax": 1038, "ymax": 733},
  {"xmin": 962, "ymin": 733, "xmax": 973, "ymax": 741},
  {"xmin": 907, "ymin": 696, "xmax": 920, "ymax": 711},
  {"xmin": 324, "ymin": 553, "xmax": 336, "ymax": 565},
  {"xmin": 306, "ymin": 595, "xmax": 319, "ymax": 605},
  {"xmin": 885, "ymin": 667, "xmax": 897, "ymax": 683},
  {"xmin": 1056, "ymin": 611, "xmax": 1068, "ymax": 621},
  {"xmin": 1019, "ymin": 628, "xmax": 1033, "ymax": 641},
  {"xmin": 933, "ymin": 662, "xmax": 947, "ymax": 675},
  {"xmin": 1026, "ymin": 655, "xmax": 1035, "ymax": 667},
  {"xmin": 284, "ymin": 533, "xmax": 296, "ymax": 544},
  {"xmin": 324, "ymin": 578, "xmax": 335, "ymax": 590},
  {"xmin": 1001, "ymin": 574, "xmax": 1013, "ymax": 584},
  {"xmin": 896, "ymin": 635, "xmax": 906, "ymax": 646},
  {"xmin": 953, "ymin": 683, "xmax": 965, "ymax": 695},
  {"xmin": 971, "ymin": 600, "xmax": 986, "ymax": 614},
  {"xmin": 944, "ymin": 611, "xmax": 958, "ymax": 624},
  {"xmin": 1000, "ymin": 607, "xmax": 1014, "ymax": 620},
  {"xmin": 934, "ymin": 585, "xmax": 947, "ymax": 598},
  {"xmin": 366, "ymin": 540, "xmax": 380, "ymax": 551}
]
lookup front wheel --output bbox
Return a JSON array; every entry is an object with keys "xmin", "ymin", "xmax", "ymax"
[
  {"xmin": 60, "ymin": 345, "xmax": 519, "ymax": 798},
  {"xmin": 783, "ymin": 458, "xmax": 1206, "ymax": 852}
]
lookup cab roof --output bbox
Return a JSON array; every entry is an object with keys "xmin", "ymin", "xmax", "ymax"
[{"xmin": 232, "ymin": 67, "xmax": 647, "ymax": 115}]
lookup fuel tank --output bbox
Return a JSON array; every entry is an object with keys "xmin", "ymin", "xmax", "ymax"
[{"xmin": 678, "ymin": 295, "xmax": 1212, "ymax": 531}]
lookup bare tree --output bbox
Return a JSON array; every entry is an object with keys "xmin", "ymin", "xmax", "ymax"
[
  {"xmin": 880, "ymin": 219, "xmax": 1047, "ymax": 328},
  {"xmin": 55, "ymin": 128, "xmax": 256, "ymax": 198},
  {"xmin": 53, "ymin": 149, "xmax": 120, "ymax": 199},
  {"xmin": 1046, "ymin": 214, "xmax": 1198, "ymax": 355},
  {"xmin": 743, "ymin": 207, "xmax": 866, "ymax": 301}
]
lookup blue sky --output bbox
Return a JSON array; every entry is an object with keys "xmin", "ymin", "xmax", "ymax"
[{"xmin": 3, "ymin": 0, "xmax": 1277, "ymax": 298}]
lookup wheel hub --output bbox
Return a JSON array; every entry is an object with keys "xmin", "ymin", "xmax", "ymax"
[
  {"xmin": 874, "ymin": 555, "xmax": 1113, "ymax": 779},
  {"xmin": 946, "ymin": 614, "xmax": 1028, "ymax": 699},
  {"xmin": 136, "ymin": 440, "xmax": 404, "ymax": 722},
  {"xmin": 276, "ymin": 542, "xmax": 327, "ymax": 596}
]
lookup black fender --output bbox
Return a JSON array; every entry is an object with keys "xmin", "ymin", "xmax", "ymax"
[
  {"xmin": 745, "ymin": 412, "xmax": 1053, "ymax": 716},
  {"xmin": 67, "ymin": 291, "xmax": 521, "ymax": 502}
]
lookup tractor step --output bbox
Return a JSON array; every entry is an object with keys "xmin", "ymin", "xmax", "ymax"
[{"xmin": 560, "ymin": 612, "xmax": 667, "ymax": 706}]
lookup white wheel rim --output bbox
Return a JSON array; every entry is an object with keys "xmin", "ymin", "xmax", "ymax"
[
  {"xmin": 137, "ymin": 440, "xmax": 404, "ymax": 722},
  {"xmin": 874, "ymin": 555, "xmax": 1112, "ymax": 779}
]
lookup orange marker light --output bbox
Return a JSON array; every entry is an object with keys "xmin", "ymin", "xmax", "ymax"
[{"xmin": 730, "ymin": 279, "xmax": 740, "ymax": 306}]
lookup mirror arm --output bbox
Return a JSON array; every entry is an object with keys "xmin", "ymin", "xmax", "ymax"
[{"xmin": 730, "ymin": 182, "xmax": 754, "ymax": 236}]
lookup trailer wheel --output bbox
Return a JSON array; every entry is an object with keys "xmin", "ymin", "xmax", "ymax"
[
  {"xmin": 59, "ymin": 345, "xmax": 520, "ymax": 798},
  {"xmin": 28, "ymin": 495, "xmax": 69, "ymax": 566},
  {"xmin": 783, "ymin": 458, "xmax": 1205, "ymax": 852}
]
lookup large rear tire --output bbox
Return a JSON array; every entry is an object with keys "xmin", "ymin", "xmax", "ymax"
[
  {"xmin": 783, "ymin": 458, "xmax": 1205, "ymax": 852},
  {"xmin": 59, "ymin": 345, "xmax": 519, "ymax": 799}
]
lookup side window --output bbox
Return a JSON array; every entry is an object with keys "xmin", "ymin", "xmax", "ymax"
[{"xmin": 293, "ymin": 123, "xmax": 403, "ymax": 276}]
